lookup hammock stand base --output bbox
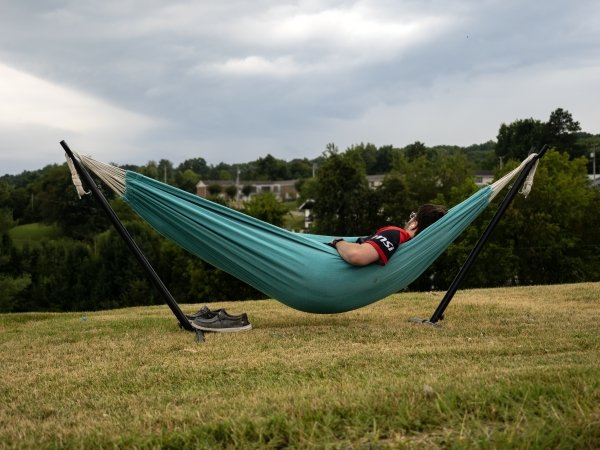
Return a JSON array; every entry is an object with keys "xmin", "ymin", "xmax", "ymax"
[
  {"xmin": 408, "ymin": 316, "xmax": 441, "ymax": 327},
  {"xmin": 60, "ymin": 140, "xmax": 205, "ymax": 343},
  {"xmin": 411, "ymin": 145, "xmax": 548, "ymax": 327}
]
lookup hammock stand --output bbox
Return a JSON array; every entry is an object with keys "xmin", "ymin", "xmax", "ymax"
[
  {"xmin": 411, "ymin": 144, "xmax": 548, "ymax": 326},
  {"xmin": 61, "ymin": 140, "xmax": 205, "ymax": 342},
  {"xmin": 61, "ymin": 140, "xmax": 547, "ymax": 340}
]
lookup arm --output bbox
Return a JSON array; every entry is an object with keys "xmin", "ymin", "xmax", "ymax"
[{"xmin": 334, "ymin": 240, "xmax": 380, "ymax": 266}]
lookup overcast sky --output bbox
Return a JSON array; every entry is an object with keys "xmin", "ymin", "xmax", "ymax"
[{"xmin": 1, "ymin": 1, "xmax": 599, "ymax": 175}]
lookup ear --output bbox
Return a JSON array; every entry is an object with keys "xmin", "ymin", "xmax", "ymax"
[{"xmin": 406, "ymin": 220, "xmax": 418, "ymax": 238}]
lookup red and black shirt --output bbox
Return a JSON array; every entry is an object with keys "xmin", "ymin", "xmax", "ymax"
[{"xmin": 356, "ymin": 226, "xmax": 412, "ymax": 265}]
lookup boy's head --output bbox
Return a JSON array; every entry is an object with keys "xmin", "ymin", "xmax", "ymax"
[{"xmin": 406, "ymin": 204, "xmax": 447, "ymax": 236}]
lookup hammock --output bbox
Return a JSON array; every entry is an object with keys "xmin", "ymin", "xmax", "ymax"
[{"xmin": 67, "ymin": 152, "xmax": 539, "ymax": 314}]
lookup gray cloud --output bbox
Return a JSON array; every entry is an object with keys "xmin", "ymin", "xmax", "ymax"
[{"xmin": 1, "ymin": 0, "xmax": 599, "ymax": 174}]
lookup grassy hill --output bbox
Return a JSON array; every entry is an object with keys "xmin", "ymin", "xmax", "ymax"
[
  {"xmin": 0, "ymin": 283, "xmax": 598, "ymax": 449},
  {"xmin": 7, "ymin": 223, "xmax": 62, "ymax": 248}
]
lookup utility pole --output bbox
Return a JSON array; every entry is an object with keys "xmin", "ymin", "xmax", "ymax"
[
  {"xmin": 591, "ymin": 151, "xmax": 597, "ymax": 181},
  {"xmin": 236, "ymin": 167, "xmax": 241, "ymax": 203}
]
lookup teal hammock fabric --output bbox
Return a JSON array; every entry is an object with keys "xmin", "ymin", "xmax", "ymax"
[{"xmin": 121, "ymin": 171, "xmax": 493, "ymax": 313}]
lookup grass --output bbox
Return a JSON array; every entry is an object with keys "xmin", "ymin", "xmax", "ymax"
[
  {"xmin": 8, "ymin": 223, "xmax": 62, "ymax": 248},
  {"xmin": 0, "ymin": 283, "xmax": 598, "ymax": 449}
]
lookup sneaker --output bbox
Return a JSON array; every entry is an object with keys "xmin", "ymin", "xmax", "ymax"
[
  {"xmin": 186, "ymin": 306, "xmax": 217, "ymax": 320},
  {"xmin": 186, "ymin": 305, "xmax": 244, "ymax": 321},
  {"xmin": 190, "ymin": 310, "xmax": 252, "ymax": 332}
]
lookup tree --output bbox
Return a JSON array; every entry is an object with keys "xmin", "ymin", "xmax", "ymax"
[
  {"xmin": 156, "ymin": 239, "xmax": 204, "ymax": 302},
  {"xmin": 242, "ymin": 192, "xmax": 288, "ymax": 227},
  {"xmin": 174, "ymin": 169, "xmax": 200, "ymax": 193},
  {"xmin": 346, "ymin": 143, "xmax": 378, "ymax": 174},
  {"xmin": 394, "ymin": 154, "xmax": 439, "ymax": 207},
  {"xmin": 431, "ymin": 151, "xmax": 475, "ymax": 201},
  {"xmin": 0, "ymin": 181, "xmax": 14, "ymax": 232},
  {"xmin": 8, "ymin": 186, "xmax": 31, "ymax": 223},
  {"xmin": 9, "ymin": 239, "xmax": 93, "ymax": 312},
  {"xmin": 438, "ymin": 150, "xmax": 600, "ymax": 288},
  {"xmin": 496, "ymin": 108, "xmax": 583, "ymax": 161},
  {"xmin": 311, "ymin": 150, "xmax": 377, "ymax": 235},
  {"xmin": 545, "ymin": 108, "xmax": 583, "ymax": 157},
  {"xmin": 207, "ymin": 184, "xmax": 222, "ymax": 196},
  {"xmin": 29, "ymin": 164, "xmax": 109, "ymax": 240},
  {"xmin": 225, "ymin": 185, "xmax": 238, "ymax": 201},
  {"xmin": 508, "ymin": 150, "xmax": 600, "ymax": 284},
  {"xmin": 575, "ymin": 132, "xmax": 600, "ymax": 174},
  {"xmin": 0, "ymin": 231, "xmax": 32, "ymax": 312},
  {"xmin": 374, "ymin": 145, "xmax": 398, "ymax": 173},
  {"xmin": 255, "ymin": 154, "xmax": 290, "ymax": 180},
  {"xmin": 89, "ymin": 220, "xmax": 162, "ymax": 309},
  {"xmin": 403, "ymin": 141, "xmax": 428, "ymax": 161},
  {"xmin": 0, "ymin": 213, "xmax": 13, "ymax": 245},
  {"xmin": 378, "ymin": 173, "xmax": 411, "ymax": 225},
  {"xmin": 464, "ymin": 141, "xmax": 497, "ymax": 170},
  {"xmin": 139, "ymin": 160, "xmax": 159, "ymax": 179},
  {"xmin": 241, "ymin": 185, "xmax": 254, "ymax": 198},
  {"xmin": 0, "ymin": 274, "xmax": 31, "ymax": 312},
  {"xmin": 209, "ymin": 163, "xmax": 233, "ymax": 180},
  {"xmin": 177, "ymin": 157, "xmax": 209, "ymax": 178},
  {"xmin": 288, "ymin": 158, "xmax": 314, "ymax": 179},
  {"xmin": 496, "ymin": 118, "xmax": 546, "ymax": 161},
  {"xmin": 157, "ymin": 159, "xmax": 174, "ymax": 184}
]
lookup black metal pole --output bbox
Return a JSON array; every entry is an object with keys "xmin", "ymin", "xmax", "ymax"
[
  {"xmin": 427, "ymin": 145, "xmax": 548, "ymax": 323},
  {"xmin": 60, "ymin": 140, "xmax": 196, "ymax": 333}
]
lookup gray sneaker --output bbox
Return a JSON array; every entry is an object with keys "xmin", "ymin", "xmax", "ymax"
[
  {"xmin": 190, "ymin": 310, "xmax": 252, "ymax": 332},
  {"xmin": 186, "ymin": 306, "xmax": 218, "ymax": 320},
  {"xmin": 186, "ymin": 305, "xmax": 246, "ymax": 321}
]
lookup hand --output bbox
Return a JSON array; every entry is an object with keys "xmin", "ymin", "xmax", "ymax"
[{"xmin": 327, "ymin": 238, "xmax": 344, "ymax": 248}]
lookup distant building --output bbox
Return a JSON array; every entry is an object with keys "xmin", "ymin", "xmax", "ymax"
[
  {"xmin": 196, "ymin": 179, "xmax": 299, "ymax": 201},
  {"xmin": 298, "ymin": 199, "xmax": 315, "ymax": 230},
  {"xmin": 197, "ymin": 171, "xmax": 500, "ymax": 230},
  {"xmin": 366, "ymin": 174, "xmax": 385, "ymax": 189},
  {"xmin": 474, "ymin": 171, "xmax": 494, "ymax": 187}
]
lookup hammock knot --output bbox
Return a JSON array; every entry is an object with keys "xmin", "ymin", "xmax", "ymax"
[
  {"xmin": 65, "ymin": 154, "xmax": 90, "ymax": 199},
  {"xmin": 519, "ymin": 159, "xmax": 539, "ymax": 198}
]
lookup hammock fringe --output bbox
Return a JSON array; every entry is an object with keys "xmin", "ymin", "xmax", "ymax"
[{"xmin": 65, "ymin": 151, "xmax": 127, "ymax": 197}]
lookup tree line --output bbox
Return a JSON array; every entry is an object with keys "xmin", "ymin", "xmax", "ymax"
[{"xmin": 1, "ymin": 108, "xmax": 599, "ymax": 312}]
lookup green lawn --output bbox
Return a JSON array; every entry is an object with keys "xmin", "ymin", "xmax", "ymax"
[
  {"xmin": 0, "ymin": 283, "xmax": 598, "ymax": 449},
  {"xmin": 7, "ymin": 223, "xmax": 62, "ymax": 247}
]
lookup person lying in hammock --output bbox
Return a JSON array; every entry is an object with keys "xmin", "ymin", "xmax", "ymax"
[{"xmin": 329, "ymin": 204, "xmax": 447, "ymax": 266}]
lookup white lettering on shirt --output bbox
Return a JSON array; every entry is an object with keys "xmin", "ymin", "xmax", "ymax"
[{"xmin": 371, "ymin": 234, "xmax": 394, "ymax": 252}]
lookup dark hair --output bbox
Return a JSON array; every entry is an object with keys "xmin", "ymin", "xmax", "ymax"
[{"xmin": 415, "ymin": 204, "xmax": 447, "ymax": 235}]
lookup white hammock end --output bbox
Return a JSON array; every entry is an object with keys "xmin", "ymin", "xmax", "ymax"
[{"xmin": 65, "ymin": 153, "xmax": 91, "ymax": 199}]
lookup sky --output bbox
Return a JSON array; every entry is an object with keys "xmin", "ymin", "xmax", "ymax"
[{"xmin": 1, "ymin": 0, "xmax": 599, "ymax": 175}]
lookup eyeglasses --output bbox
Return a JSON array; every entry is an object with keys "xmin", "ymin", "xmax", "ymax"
[{"xmin": 409, "ymin": 211, "xmax": 417, "ymax": 220}]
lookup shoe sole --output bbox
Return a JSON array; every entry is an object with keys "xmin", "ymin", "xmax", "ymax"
[{"xmin": 190, "ymin": 322, "xmax": 252, "ymax": 333}]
